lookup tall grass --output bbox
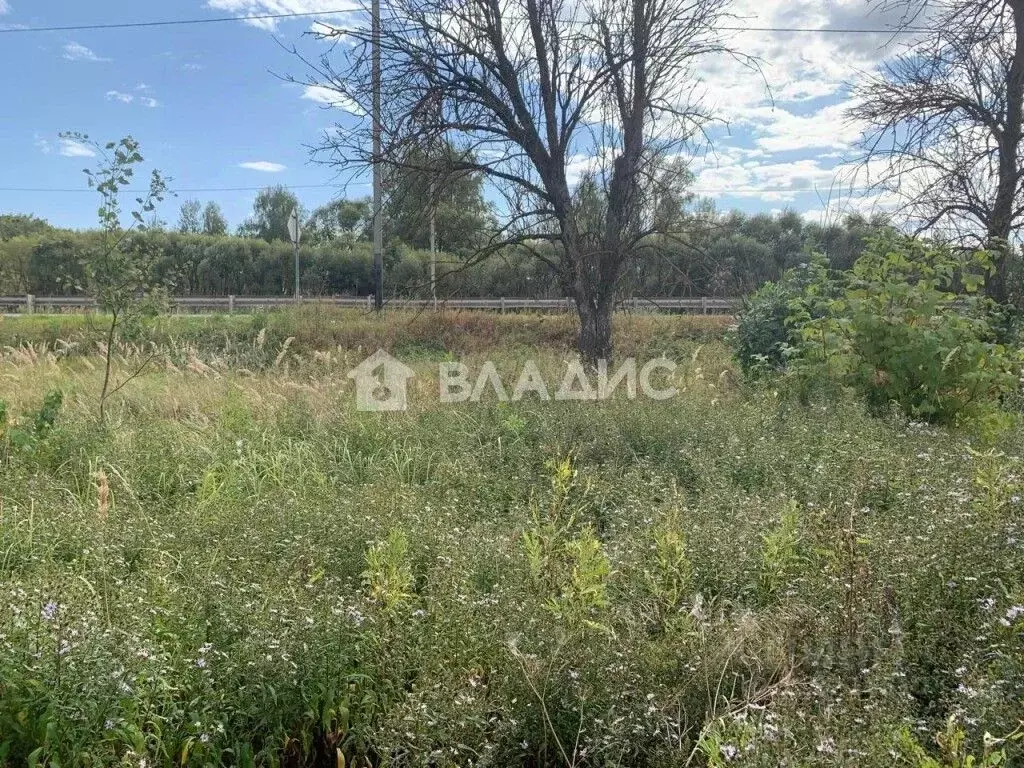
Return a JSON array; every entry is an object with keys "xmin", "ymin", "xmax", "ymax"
[{"xmin": 0, "ymin": 318, "xmax": 1021, "ymax": 766}]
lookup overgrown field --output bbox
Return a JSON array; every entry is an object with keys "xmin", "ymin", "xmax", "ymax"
[{"xmin": 1, "ymin": 310, "xmax": 1022, "ymax": 767}]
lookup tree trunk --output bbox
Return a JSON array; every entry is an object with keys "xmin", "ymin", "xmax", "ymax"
[
  {"xmin": 988, "ymin": 0, "xmax": 1024, "ymax": 302},
  {"xmin": 574, "ymin": 285, "xmax": 614, "ymax": 365}
]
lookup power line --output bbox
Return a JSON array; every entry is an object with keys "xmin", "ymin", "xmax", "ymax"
[
  {"xmin": 0, "ymin": 9, "xmax": 929, "ymax": 35},
  {"xmin": 719, "ymin": 26, "xmax": 928, "ymax": 33},
  {"xmin": 0, "ymin": 184, "xmax": 864, "ymax": 195},
  {"xmin": 0, "ymin": 9, "xmax": 352, "ymax": 34},
  {"xmin": 0, "ymin": 184, "xmax": 341, "ymax": 193}
]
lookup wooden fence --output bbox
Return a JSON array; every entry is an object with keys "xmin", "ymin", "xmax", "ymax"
[{"xmin": 0, "ymin": 295, "xmax": 740, "ymax": 315}]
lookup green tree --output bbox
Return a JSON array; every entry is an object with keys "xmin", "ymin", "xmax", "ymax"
[
  {"xmin": 788, "ymin": 235, "xmax": 1021, "ymax": 426},
  {"xmin": 385, "ymin": 144, "xmax": 492, "ymax": 254},
  {"xmin": 238, "ymin": 186, "xmax": 302, "ymax": 243},
  {"xmin": 0, "ymin": 214, "xmax": 52, "ymax": 241},
  {"xmin": 63, "ymin": 132, "xmax": 168, "ymax": 422},
  {"xmin": 27, "ymin": 235, "xmax": 87, "ymax": 295},
  {"xmin": 306, "ymin": 198, "xmax": 371, "ymax": 245},
  {"xmin": 649, "ymin": 159, "xmax": 695, "ymax": 234},
  {"xmin": 177, "ymin": 199, "xmax": 202, "ymax": 234},
  {"xmin": 202, "ymin": 202, "xmax": 228, "ymax": 236}
]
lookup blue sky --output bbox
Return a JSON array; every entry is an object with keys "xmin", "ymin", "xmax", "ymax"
[{"xmin": 0, "ymin": 0, "xmax": 903, "ymax": 232}]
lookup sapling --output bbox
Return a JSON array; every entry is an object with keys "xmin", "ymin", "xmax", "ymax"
[{"xmin": 63, "ymin": 133, "xmax": 168, "ymax": 421}]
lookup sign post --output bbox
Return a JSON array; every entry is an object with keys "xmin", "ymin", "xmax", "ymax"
[{"xmin": 287, "ymin": 208, "xmax": 301, "ymax": 303}]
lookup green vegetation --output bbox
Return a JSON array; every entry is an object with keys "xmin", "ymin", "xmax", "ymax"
[
  {"xmin": 737, "ymin": 236, "xmax": 1024, "ymax": 430},
  {"xmin": 0, "ymin": 209, "xmax": 890, "ymax": 300},
  {"xmin": 0, "ymin": 310, "xmax": 1021, "ymax": 766}
]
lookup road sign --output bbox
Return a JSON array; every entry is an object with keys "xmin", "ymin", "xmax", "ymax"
[
  {"xmin": 288, "ymin": 209, "xmax": 301, "ymax": 301},
  {"xmin": 287, "ymin": 208, "xmax": 301, "ymax": 246}
]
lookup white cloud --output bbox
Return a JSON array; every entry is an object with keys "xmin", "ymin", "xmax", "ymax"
[
  {"xmin": 659, "ymin": 0, "xmax": 920, "ymax": 210},
  {"xmin": 204, "ymin": 0, "xmax": 357, "ymax": 31},
  {"xmin": 693, "ymin": 156, "xmax": 853, "ymax": 202},
  {"xmin": 746, "ymin": 101, "xmax": 864, "ymax": 154},
  {"xmin": 239, "ymin": 161, "xmax": 287, "ymax": 172},
  {"xmin": 301, "ymin": 84, "xmax": 365, "ymax": 115},
  {"xmin": 105, "ymin": 90, "xmax": 160, "ymax": 107},
  {"xmin": 0, "ymin": 1, "xmax": 10, "ymax": 15},
  {"xmin": 696, "ymin": 0, "xmax": 905, "ymax": 121},
  {"xmin": 59, "ymin": 137, "xmax": 96, "ymax": 158},
  {"xmin": 106, "ymin": 90, "xmax": 134, "ymax": 104},
  {"xmin": 182, "ymin": 62, "xmax": 205, "ymax": 72},
  {"xmin": 35, "ymin": 135, "xmax": 51, "ymax": 154},
  {"xmin": 63, "ymin": 41, "xmax": 110, "ymax": 62}
]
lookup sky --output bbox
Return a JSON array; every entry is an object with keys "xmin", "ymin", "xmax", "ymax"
[{"xmin": 0, "ymin": 0, "xmax": 911, "ymax": 232}]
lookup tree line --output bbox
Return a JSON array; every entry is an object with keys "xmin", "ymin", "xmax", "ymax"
[{"xmin": 0, "ymin": 204, "xmax": 889, "ymax": 300}]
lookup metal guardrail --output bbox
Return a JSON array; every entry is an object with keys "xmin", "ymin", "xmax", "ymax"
[{"xmin": 0, "ymin": 294, "xmax": 739, "ymax": 315}]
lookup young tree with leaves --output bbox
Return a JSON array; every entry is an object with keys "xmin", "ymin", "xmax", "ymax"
[
  {"xmin": 202, "ymin": 202, "xmax": 229, "ymax": 236},
  {"xmin": 238, "ymin": 186, "xmax": 303, "ymax": 243},
  {"xmin": 62, "ymin": 133, "xmax": 168, "ymax": 422},
  {"xmin": 177, "ymin": 199, "xmax": 202, "ymax": 234}
]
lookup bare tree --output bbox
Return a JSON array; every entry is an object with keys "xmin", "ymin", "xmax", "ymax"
[
  {"xmin": 299, "ymin": 0, "xmax": 745, "ymax": 361},
  {"xmin": 852, "ymin": 0, "xmax": 1024, "ymax": 301}
]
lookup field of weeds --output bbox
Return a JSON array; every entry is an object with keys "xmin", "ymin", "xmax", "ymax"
[{"xmin": 0, "ymin": 309, "xmax": 1021, "ymax": 767}]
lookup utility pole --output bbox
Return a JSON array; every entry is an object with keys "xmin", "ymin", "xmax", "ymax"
[
  {"xmin": 429, "ymin": 179, "xmax": 437, "ymax": 310},
  {"xmin": 371, "ymin": 0, "xmax": 384, "ymax": 312}
]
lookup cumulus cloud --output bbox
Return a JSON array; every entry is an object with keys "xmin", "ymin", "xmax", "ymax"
[
  {"xmin": 106, "ymin": 89, "xmax": 160, "ymax": 107},
  {"xmin": 665, "ymin": 0, "xmax": 918, "ymax": 209},
  {"xmin": 301, "ymin": 84, "xmax": 365, "ymax": 115},
  {"xmin": 692, "ymin": 153, "xmax": 857, "ymax": 202},
  {"xmin": 204, "ymin": 0, "xmax": 358, "ymax": 30},
  {"xmin": 59, "ymin": 137, "xmax": 96, "ymax": 158},
  {"xmin": 0, "ymin": 1, "xmax": 10, "ymax": 15},
  {"xmin": 697, "ymin": 0, "xmax": 906, "ymax": 119},
  {"xmin": 239, "ymin": 161, "xmax": 286, "ymax": 172},
  {"xmin": 745, "ymin": 101, "xmax": 864, "ymax": 153},
  {"xmin": 63, "ymin": 42, "xmax": 110, "ymax": 62}
]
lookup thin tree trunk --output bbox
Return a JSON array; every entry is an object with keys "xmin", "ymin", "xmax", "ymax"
[
  {"xmin": 989, "ymin": 1, "xmax": 1024, "ymax": 302},
  {"xmin": 99, "ymin": 310, "xmax": 117, "ymax": 423}
]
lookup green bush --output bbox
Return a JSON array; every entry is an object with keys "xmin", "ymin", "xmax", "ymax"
[
  {"xmin": 787, "ymin": 235, "xmax": 1023, "ymax": 427},
  {"xmin": 735, "ymin": 255, "xmax": 838, "ymax": 373}
]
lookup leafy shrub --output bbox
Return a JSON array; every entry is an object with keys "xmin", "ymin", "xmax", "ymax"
[
  {"xmin": 0, "ymin": 390, "xmax": 62, "ymax": 460},
  {"xmin": 790, "ymin": 235, "xmax": 1022, "ymax": 426},
  {"xmin": 735, "ymin": 255, "xmax": 838, "ymax": 373},
  {"xmin": 743, "ymin": 234, "xmax": 1023, "ymax": 427}
]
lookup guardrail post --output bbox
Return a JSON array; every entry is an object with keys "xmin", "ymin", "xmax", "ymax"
[
  {"xmin": 367, "ymin": 294, "xmax": 373, "ymax": 311},
  {"xmin": 500, "ymin": 297, "xmax": 506, "ymax": 314},
  {"xmin": 26, "ymin": 294, "xmax": 34, "ymax": 315},
  {"xmin": 228, "ymin": 295, "xmax": 235, "ymax": 314},
  {"xmin": 701, "ymin": 296, "xmax": 708, "ymax": 315}
]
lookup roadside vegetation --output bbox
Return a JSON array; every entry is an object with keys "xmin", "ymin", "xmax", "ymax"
[
  {"xmin": 0, "ymin": 209, "xmax": 888, "ymax": 302},
  {"xmin": 0, "ymin": 303, "xmax": 1022, "ymax": 766}
]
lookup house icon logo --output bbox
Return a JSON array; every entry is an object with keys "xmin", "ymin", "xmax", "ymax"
[{"xmin": 347, "ymin": 349, "xmax": 416, "ymax": 412}]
